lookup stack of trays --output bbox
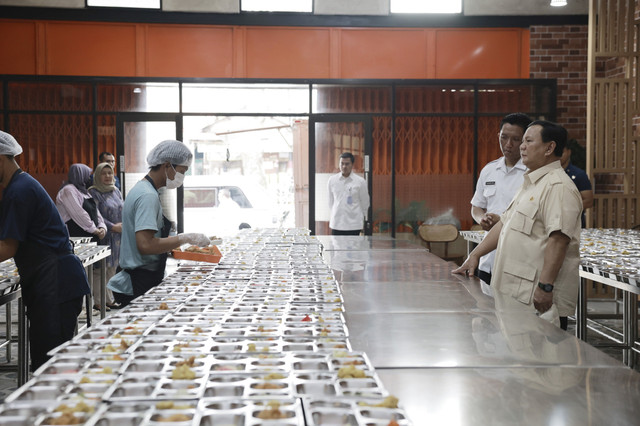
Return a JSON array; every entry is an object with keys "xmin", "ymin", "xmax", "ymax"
[{"xmin": 0, "ymin": 228, "xmax": 410, "ymax": 425}]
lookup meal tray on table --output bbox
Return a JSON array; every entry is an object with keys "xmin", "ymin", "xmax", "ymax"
[{"xmin": 172, "ymin": 245, "xmax": 222, "ymax": 263}]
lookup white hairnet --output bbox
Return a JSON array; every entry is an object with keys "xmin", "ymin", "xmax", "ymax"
[
  {"xmin": 146, "ymin": 140, "xmax": 193, "ymax": 167},
  {"xmin": 0, "ymin": 131, "xmax": 23, "ymax": 156}
]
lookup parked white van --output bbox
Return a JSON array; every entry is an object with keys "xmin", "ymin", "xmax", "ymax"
[{"xmin": 182, "ymin": 175, "xmax": 291, "ymax": 237}]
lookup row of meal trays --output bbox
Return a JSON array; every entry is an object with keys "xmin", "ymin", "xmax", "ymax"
[
  {"xmin": 0, "ymin": 396, "xmax": 407, "ymax": 425},
  {"xmin": 32, "ymin": 351, "xmax": 374, "ymax": 377},
  {"xmin": 49, "ymin": 334, "xmax": 354, "ymax": 357}
]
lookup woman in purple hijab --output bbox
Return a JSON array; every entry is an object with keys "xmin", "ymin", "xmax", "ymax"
[{"xmin": 56, "ymin": 163, "xmax": 107, "ymax": 243}]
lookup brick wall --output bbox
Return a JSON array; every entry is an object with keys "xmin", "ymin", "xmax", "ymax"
[{"xmin": 529, "ymin": 25, "xmax": 588, "ymax": 146}]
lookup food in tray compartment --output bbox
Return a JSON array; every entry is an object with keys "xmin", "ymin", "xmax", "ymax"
[
  {"xmin": 184, "ymin": 245, "xmax": 219, "ymax": 254},
  {"xmin": 263, "ymin": 373, "xmax": 286, "ymax": 380},
  {"xmin": 359, "ymin": 395, "xmax": 399, "ymax": 409},
  {"xmin": 42, "ymin": 413, "xmax": 84, "ymax": 425},
  {"xmin": 54, "ymin": 401, "xmax": 94, "ymax": 414},
  {"xmin": 155, "ymin": 401, "xmax": 193, "ymax": 410},
  {"xmin": 158, "ymin": 302, "xmax": 170, "ymax": 310},
  {"xmin": 175, "ymin": 356, "xmax": 196, "ymax": 368},
  {"xmin": 337, "ymin": 365, "xmax": 366, "ymax": 379},
  {"xmin": 256, "ymin": 401, "xmax": 288, "ymax": 420},
  {"xmin": 171, "ymin": 364, "xmax": 196, "ymax": 380},
  {"xmin": 155, "ymin": 413, "xmax": 191, "ymax": 422},
  {"xmin": 388, "ymin": 421, "xmax": 400, "ymax": 426}
]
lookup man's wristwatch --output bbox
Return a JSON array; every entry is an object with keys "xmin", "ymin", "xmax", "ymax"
[{"xmin": 538, "ymin": 282, "xmax": 554, "ymax": 293}]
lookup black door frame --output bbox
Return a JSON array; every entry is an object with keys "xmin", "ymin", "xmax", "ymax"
[{"xmin": 309, "ymin": 115, "xmax": 373, "ymax": 236}]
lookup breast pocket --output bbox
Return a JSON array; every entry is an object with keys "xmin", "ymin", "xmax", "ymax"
[
  {"xmin": 483, "ymin": 186, "xmax": 497, "ymax": 198},
  {"xmin": 509, "ymin": 201, "xmax": 538, "ymax": 235},
  {"xmin": 503, "ymin": 260, "xmax": 538, "ymax": 305}
]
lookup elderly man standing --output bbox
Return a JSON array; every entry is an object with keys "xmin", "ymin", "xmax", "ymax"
[{"xmin": 454, "ymin": 121, "xmax": 582, "ymax": 330}]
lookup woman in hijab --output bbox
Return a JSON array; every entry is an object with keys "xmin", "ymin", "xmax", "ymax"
[
  {"xmin": 56, "ymin": 163, "xmax": 107, "ymax": 242},
  {"xmin": 88, "ymin": 162, "xmax": 123, "ymax": 310}
]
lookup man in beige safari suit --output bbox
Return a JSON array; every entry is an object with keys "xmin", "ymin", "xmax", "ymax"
[{"xmin": 454, "ymin": 120, "xmax": 582, "ymax": 330}]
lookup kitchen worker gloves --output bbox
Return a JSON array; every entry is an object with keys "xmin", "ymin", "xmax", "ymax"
[{"xmin": 178, "ymin": 233, "xmax": 210, "ymax": 247}]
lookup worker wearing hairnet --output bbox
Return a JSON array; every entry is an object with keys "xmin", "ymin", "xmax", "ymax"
[
  {"xmin": 0, "ymin": 130, "xmax": 91, "ymax": 370},
  {"xmin": 107, "ymin": 140, "xmax": 209, "ymax": 306}
]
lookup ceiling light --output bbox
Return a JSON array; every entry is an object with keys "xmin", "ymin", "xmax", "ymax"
[{"xmin": 550, "ymin": 0, "xmax": 568, "ymax": 6}]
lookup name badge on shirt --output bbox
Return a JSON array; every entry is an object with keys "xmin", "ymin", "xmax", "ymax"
[
  {"xmin": 486, "ymin": 181, "xmax": 496, "ymax": 186},
  {"xmin": 347, "ymin": 187, "xmax": 353, "ymax": 205}
]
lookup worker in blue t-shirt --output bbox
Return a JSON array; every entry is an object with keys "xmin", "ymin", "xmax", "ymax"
[
  {"xmin": 0, "ymin": 130, "xmax": 91, "ymax": 370},
  {"xmin": 561, "ymin": 141, "xmax": 593, "ymax": 228}
]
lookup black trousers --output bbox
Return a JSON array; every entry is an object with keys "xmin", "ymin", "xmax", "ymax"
[
  {"xmin": 331, "ymin": 229, "xmax": 361, "ymax": 236},
  {"xmin": 26, "ymin": 296, "xmax": 83, "ymax": 371}
]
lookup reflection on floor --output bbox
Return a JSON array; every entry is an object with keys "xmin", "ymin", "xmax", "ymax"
[{"xmin": 0, "ymin": 300, "xmax": 636, "ymax": 402}]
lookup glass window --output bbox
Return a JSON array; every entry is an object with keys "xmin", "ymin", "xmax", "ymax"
[
  {"xmin": 391, "ymin": 0, "xmax": 462, "ymax": 13},
  {"xmin": 312, "ymin": 85, "xmax": 392, "ymax": 113},
  {"xmin": 182, "ymin": 83, "xmax": 309, "ymax": 114},
  {"xmin": 97, "ymin": 83, "xmax": 179, "ymax": 113},
  {"xmin": 242, "ymin": 0, "xmax": 312, "ymax": 12},
  {"xmin": 8, "ymin": 82, "xmax": 93, "ymax": 111},
  {"xmin": 477, "ymin": 84, "xmax": 554, "ymax": 116},
  {"xmin": 395, "ymin": 85, "xmax": 474, "ymax": 113}
]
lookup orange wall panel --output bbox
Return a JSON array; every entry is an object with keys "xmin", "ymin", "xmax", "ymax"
[
  {"xmin": 435, "ymin": 29, "xmax": 526, "ymax": 79},
  {"xmin": 339, "ymin": 29, "xmax": 427, "ymax": 79},
  {"xmin": 146, "ymin": 25, "xmax": 234, "ymax": 78},
  {"xmin": 245, "ymin": 28, "xmax": 330, "ymax": 78},
  {"xmin": 45, "ymin": 22, "xmax": 137, "ymax": 76},
  {"xmin": 0, "ymin": 20, "xmax": 37, "ymax": 74}
]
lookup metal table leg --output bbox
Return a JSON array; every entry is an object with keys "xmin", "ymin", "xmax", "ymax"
[
  {"xmin": 622, "ymin": 291, "xmax": 638, "ymax": 368},
  {"xmin": 18, "ymin": 297, "xmax": 28, "ymax": 386},
  {"xmin": 85, "ymin": 265, "xmax": 93, "ymax": 328},
  {"xmin": 100, "ymin": 258, "xmax": 106, "ymax": 319},
  {"xmin": 5, "ymin": 300, "xmax": 11, "ymax": 362},
  {"xmin": 577, "ymin": 276, "xmax": 588, "ymax": 340}
]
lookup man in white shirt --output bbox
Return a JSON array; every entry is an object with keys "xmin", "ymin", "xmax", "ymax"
[
  {"xmin": 470, "ymin": 113, "xmax": 532, "ymax": 296},
  {"xmin": 327, "ymin": 152, "xmax": 370, "ymax": 235}
]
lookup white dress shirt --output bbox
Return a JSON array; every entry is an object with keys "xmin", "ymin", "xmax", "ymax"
[
  {"xmin": 327, "ymin": 172, "xmax": 370, "ymax": 231},
  {"xmin": 471, "ymin": 157, "xmax": 527, "ymax": 281}
]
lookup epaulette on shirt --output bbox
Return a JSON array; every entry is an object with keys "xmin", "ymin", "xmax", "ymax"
[{"xmin": 548, "ymin": 169, "xmax": 565, "ymax": 185}]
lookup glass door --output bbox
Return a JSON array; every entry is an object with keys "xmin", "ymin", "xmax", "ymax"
[
  {"xmin": 116, "ymin": 114, "xmax": 182, "ymax": 230},
  {"xmin": 309, "ymin": 116, "xmax": 372, "ymax": 235}
]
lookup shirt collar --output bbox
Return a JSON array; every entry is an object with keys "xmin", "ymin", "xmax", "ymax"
[
  {"xmin": 498, "ymin": 157, "xmax": 527, "ymax": 172},
  {"xmin": 525, "ymin": 160, "xmax": 562, "ymax": 184}
]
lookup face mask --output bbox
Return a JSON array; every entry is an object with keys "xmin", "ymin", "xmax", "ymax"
[{"xmin": 165, "ymin": 164, "xmax": 185, "ymax": 189}]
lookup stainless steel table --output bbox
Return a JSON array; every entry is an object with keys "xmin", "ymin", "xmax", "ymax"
[
  {"xmin": 460, "ymin": 229, "xmax": 640, "ymax": 368},
  {"xmin": 76, "ymin": 244, "xmax": 111, "ymax": 322},
  {"xmin": 328, "ymin": 235, "xmax": 640, "ymax": 424}
]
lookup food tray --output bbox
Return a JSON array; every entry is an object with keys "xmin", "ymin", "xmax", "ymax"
[
  {"xmin": 4, "ymin": 376, "xmax": 116, "ymax": 403},
  {"xmin": 102, "ymin": 373, "xmax": 208, "ymax": 402},
  {"xmin": 172, "ymin": 246, "xmax": 222, "ymax": 263},
  {"xmin": 48, "ymin": 337, "xmax": 139, "ymax": 357},
  {"xmin": 0, "ymin": 398, "xmax": 102, "ymax": 425},
  {"xmin": 204, "ymin": 372, "xmax": 295, "ymax": 399},
  {"xmin": 84, "ymin": 400, "xmax": 198, "ymax": 426},
  {"xmin": 195, "ymin": 398, "xmax": 305, "ymax": 425},
  {"xmin": 33, "ymin": 354, "xmax": 128, "ymax": 377},
  {"xmin": 304, "ymin": 397, "xmax": 411, "ymax": 425}
]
